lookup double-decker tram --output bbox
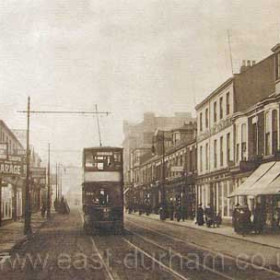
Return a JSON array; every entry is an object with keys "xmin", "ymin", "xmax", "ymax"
[{"xmin": 82, "ymin": 147, "xmax": 124, "ymax": 234}]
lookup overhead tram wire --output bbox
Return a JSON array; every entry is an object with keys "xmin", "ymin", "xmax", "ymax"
[{"xmin": 17, "ymin": 110, "xmax": 110, "ymax": 116}]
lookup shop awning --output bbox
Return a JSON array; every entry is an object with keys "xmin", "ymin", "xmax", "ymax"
[{"xmin": 228, "ymin": 161, "xmax": 277, "ymax": 197}]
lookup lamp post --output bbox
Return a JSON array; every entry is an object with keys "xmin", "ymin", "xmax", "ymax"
[
  {"xmin": 47, "ymin": 143, "xmax": 51, "ymax": 219},
  {"xmin": 24, "ymin": 97, "xmax": 32, "ymax": 235},
  {"xmin": 152, "ymin": 130, "xmax": 167, "ymax": 220}
]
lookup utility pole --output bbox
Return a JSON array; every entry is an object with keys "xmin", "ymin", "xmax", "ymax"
[
  {"xmin": 56, "ymin": 163, "xmax": 58, "ymax": 202},
  {"xmin": 161, "ymin": 130, "xmax": 166, "ymax": 220},
  {"xmin": 47, "ymin": 143, "xmax": 51, "ymax": 219},
  {"xmin": 24, "ymin": 97, "xmax": 32, "ymax": 235},
  {"xmin": 95, "ymin": 104, "xmax": 102, "ymax": 147}
]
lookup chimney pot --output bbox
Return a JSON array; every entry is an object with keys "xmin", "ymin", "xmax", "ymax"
[
  {"xmin": 247, "ymin": 60, "xmax": 251, "ymax": 66},
  {"xmin": 252, "ymin": 60, "xmax": 256, "ymax": 65}
]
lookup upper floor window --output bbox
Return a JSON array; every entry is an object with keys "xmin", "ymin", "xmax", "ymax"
[
  {"xmin": 220, "ymin": 97, "xmax": 223, "ymax": 119},
  {"xmin": 226, "ymin": 92, "xmax": 230, "ymax": 115},
  {"xmin": 205, "ymin": 143, "xmax": 209, "ymax": 170},
  {"xmin": 272, "ymin": 109, "xmax": 278, "ymax": 154},
  {"xmin": 220, "ymin": 136, "xmax": 224, "ymax": 166},
  {"xmin": 200, "ymin": 112, "xmax": 203, "ymax": 131},
  {"xmin": 205, "ymin": 108, "xmax": 209, "ymax": 129},
  {"xmin": 241, "ymin": 123, "xmax": 247, "ymax": 160},
  {"xmin": 226, "ymin": 132, "xmax": 231, "ymax": 163},
  {"xmin": 214, "ymin": 102, "xmax": 217, "ymax": 123},
  {"xmin": 200, "ymin": 146, "xmax": 203, "ymax": 172},
  {"xmin": 214, "ymin": 139, "xmax": 217, "ymax": 168},
  {"xmin": 265, "ymin": 112, "xmax": 271, "ymax": 155}
]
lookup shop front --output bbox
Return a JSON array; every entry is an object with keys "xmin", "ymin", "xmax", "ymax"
[{"xmin": 229, "ymin": 161, "xmax": 280, "ymax": 231}]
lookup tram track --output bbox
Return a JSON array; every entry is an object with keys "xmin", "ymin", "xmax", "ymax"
[
  {"xmin": 80, "ymin": 210, "xmax": 182, "ymax": 280},
  {"xmin": 125, "ymin": 216, "xmax": 280, "ymax": 280}
]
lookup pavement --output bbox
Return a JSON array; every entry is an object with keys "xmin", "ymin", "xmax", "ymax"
[
  {"xmin": 0, "ymin": 211, "xmax": 54, "ymax": 254},
  {"xmin": 129, "ymin": 212, "xmax": 280, "ymax": 250}
]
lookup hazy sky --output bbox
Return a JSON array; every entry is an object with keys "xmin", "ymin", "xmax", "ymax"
[{"xmin": 0, "ymin": 0, "xmax": 280, "ymax": 166}]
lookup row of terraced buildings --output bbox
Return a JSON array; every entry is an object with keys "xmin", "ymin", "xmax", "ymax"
[{"xmin": 123, "ymin": 43, "xmax": 280, "ymax": 227}]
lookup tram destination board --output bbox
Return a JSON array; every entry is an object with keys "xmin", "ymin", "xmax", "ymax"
[{"xmin": 0, "ymin": 159, "xmax": 22, "ymax": 176}]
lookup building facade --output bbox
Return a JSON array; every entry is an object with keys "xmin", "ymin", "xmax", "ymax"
[
  {"xmin": 127, "ymin": 122, "xmax": 197, "ymax": 219},
  {"xmin": 123, "ymin": 112, "xmax": 195, "ymax": 190},
  {"xmin": 196, "ymin": 52, "xmax": 276, "ymax": 221}
]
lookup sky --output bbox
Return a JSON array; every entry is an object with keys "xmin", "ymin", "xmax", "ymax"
[{"xmin": 0, "ymin": 0, "xmax": 280, "ymax": 167}]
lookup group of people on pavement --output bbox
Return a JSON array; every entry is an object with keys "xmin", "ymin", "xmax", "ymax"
[
  {"xmin": 196, "ymin": 203, "xmax": 222, "ymax": 228},
  {"xmin": 232, "ymin": 203, "xmax": 265, "ymax": 236}
]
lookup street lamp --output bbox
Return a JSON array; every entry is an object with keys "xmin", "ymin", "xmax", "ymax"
[{"xmin": 152, "ymin": 130, "xmax": 167, "ymax": 221}]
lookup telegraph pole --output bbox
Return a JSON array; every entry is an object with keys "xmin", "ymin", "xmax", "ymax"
[
  {"xmin": 24, "ymin": 97, "xmax": 32, "ymax": 235},
  {"xmin": 95, "ymin": 104, "xmax": 102, "ymax": 147},
  {"xmin": 47, "ymin": 143, "xmax": 51, "ymax": 219},
  {"xmin": 161, "ymin": 130, "xmax": 166, "ymax": 220},
  {"xmin": 56, "ymin": 163, "xmax": 58, "ymax": 201}
]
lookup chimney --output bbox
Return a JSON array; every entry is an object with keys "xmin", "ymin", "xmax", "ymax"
[
  {"xmin": 247, "ymin": 60, "xmax": 251, "ymax": 67},
  {"xmin": 240, "ymin": 60, "xmax": 247, "ymax": 73},
  {"xmin": 252, "ymin": 60, "xmax": 256, "ymax": 65}
]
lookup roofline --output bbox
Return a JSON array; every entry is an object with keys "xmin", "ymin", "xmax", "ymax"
[
  {"xmin": 195, "ymin": 77, "xmax": 234, "ymax": 111},
  {"xmin": 0, "ymin": 120, "xmax": 25, "ymax": 150}
]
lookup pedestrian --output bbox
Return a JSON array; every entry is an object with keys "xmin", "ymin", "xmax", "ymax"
[
  {"xmin": 253, "ymin": 203, "xmax": 265, "ymax": 234},
  {"xmin": 175, "ymin": 203, "xmax": 181, "ymax": 222},
  {"xmin": 169, "ymin": 200, "xmax": 174, "ymax": 221},
  {"xmin": 232, "ymin": 203, "xmax": 240, "ymax": 233},
  {"xmin": 41, "ymin": 202, "xmax": 46, "ymax": 218},
  {"xmin": 196, "ymin": 203, "xmax": 204, "ymax": 226},
  {"xmin": 205, "ymin": 204, "xmax": 214, "ymax": 227},
  {"xmin": 240, "ymin": 205, "xmax": 252, "ymax": 236}
]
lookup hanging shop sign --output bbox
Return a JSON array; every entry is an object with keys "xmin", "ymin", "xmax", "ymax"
[{"xmin": 30, "ymin": 167, "xmax": 46, "ymax": 179}]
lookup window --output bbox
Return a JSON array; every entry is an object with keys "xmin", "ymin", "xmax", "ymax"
[
  {"xmin": 252, "ymin": 123, "xmax": 257, "ymax": 157},
  {"xmin": 200, "ymin": 112, "xmax": 203, "ymax": 131},
  {"xmin": 220, "ymin": 97, "xmax": 223, "ymax": 119},
  {"xmin": 205, "ymin": 143, "xmax": 209, "ymax": 170},
  {"xmin": 272, "ymin": 110, "xmax": 278, "ymax": 154},
  {"xmin": 200, "ymin": 146, "xmax": 203, "ymax": 172},
  {"xmin": 265, "ymin": 112, "xmax": 271, "ymax": 155},
  {"xmin": 226, "ymin": 92, "xmax": 230, "ymax": 115},
  {"xmin": 236, "ymin": 143, "xmax": 240, "ymax": 162},
  {"xmin": 205, "ymin": 108, "xmax": 209, "ymax": 129},
  {"xmin": 226, "ymin": 133, "xmax": 231, "ymax": 163},
  {"xmin": 213, "ymin": 102, "xmax": 217, "ymax": 123},
  {"xmin": 214, "ymin": 140, "xmax": 217, "ymax": 168},
  {"xmin": 189, "ymin": 150, "xmax": 193, "ymax": 172},
  {"xmin": 220, "ymin": 136, "xmax": 224, "ymax": 167},
  {"xmin": 241, "ymin": 123, "xmax": 247, "ymax": 160}
]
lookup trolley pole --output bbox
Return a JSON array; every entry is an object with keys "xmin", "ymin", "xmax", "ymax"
[
  {"xmin": 24, "ymin": 97, "xmax": 32, "ymax": 235},
  {"xmin": 47, "ymin": 143, "xmax": 51, "ymax": 219}
]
